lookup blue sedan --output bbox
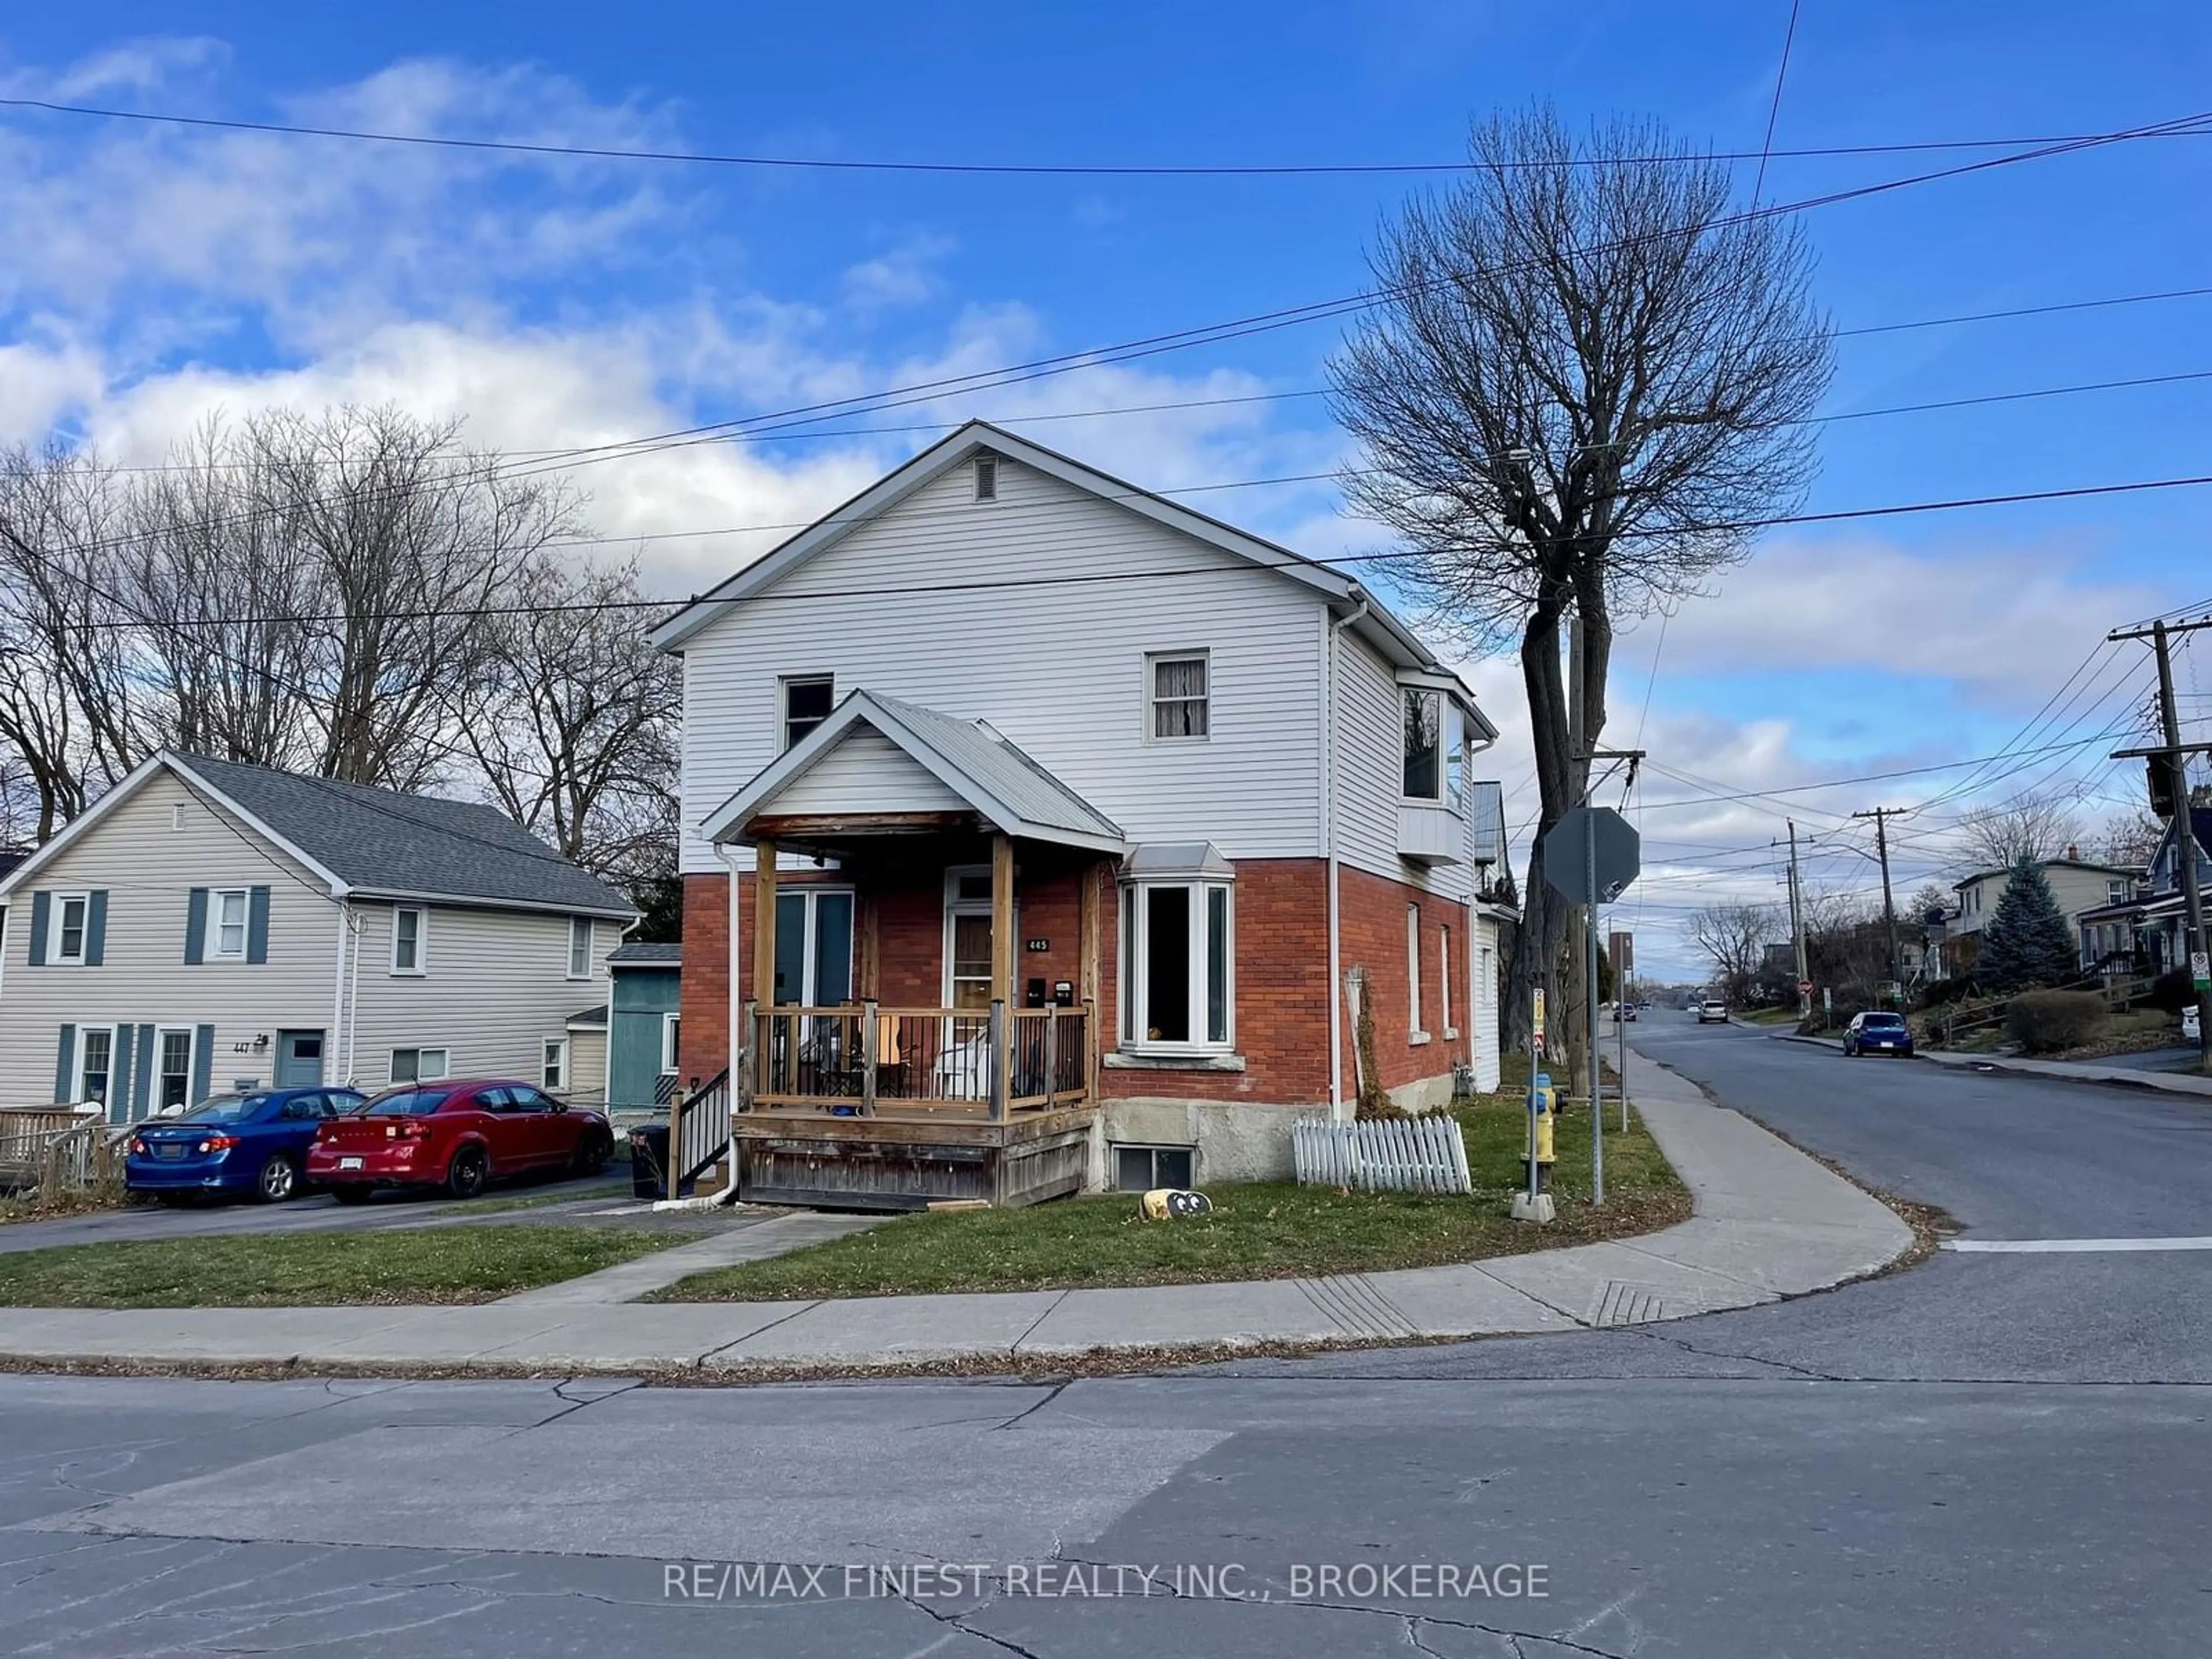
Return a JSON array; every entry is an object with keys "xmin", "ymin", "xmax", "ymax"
[{"xmin": 127, "ymin": 1087, "xmax": 368, "ymax": 1203}]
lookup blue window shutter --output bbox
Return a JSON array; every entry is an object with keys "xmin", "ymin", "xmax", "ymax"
[
  {"xmin": 28, "ymin": 892, "xmax": 49, "ymax": 967},
  {"xmin": 85, "ymin": 891, "xmax": 107, "ymax": 966},
  {"xmin": 112, "ymin": 1027, "xmax": 136, "ymax": 1119},
  {"xmin": 134, "ymin": 1024, "xmax": 156, "ymax": 1116},
  {"xmin": 247, "ymin": 887, "xmax": 271, "ymax": 964},
  {"xmin": 185, "ymin": 888, "xmax": 208, "ymax": 965},
  {"xmin": 54, "ymin": 1025, "xmax": 75, "ymax": 1103},
  {"xmin": 192, "ymin": 1025, "xmax": 215, "ymax": 1107}
]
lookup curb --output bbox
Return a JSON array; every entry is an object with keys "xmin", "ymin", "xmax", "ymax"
[{"xmin": 0, "ymin": 1055, "xmax": 1914, "ymax": 1381}]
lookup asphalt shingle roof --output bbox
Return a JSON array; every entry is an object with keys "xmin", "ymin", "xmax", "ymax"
[
  {"xmin": 609, "ymin": 941, "xmax": 683, "ymax": 967},
  {"xmin": 177, "ymin": 753, "xmax": 634, "ymax": 916},
  {"xmin": 868, "ymin": 693, "xmax": 1123, "ymax": 843}
]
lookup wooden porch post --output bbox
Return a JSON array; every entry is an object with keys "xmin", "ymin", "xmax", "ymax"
[
  {"xmin": 992, "ymin": 832, "xmax": 1014, "ymax": 1116},
  {"xmin": 752, "ymin": 838, "xmax": 779, "ymax": 1013}
]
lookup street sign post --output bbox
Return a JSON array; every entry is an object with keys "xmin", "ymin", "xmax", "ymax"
[
  {"xmin": 1797, "ymin": 978, "xmax": 1814, "ymax": 997},
  {"xmin": 1541, "ymin": 805, "xmax": 1642, "ymax": 1207},
  {"xmin": 2194, "ymin": 950, "xmax": 2210, "ymax": 992}
]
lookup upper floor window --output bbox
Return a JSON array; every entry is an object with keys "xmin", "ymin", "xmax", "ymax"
[
  {"xmin": 973, "ymin": 454, "xmax": 999, "ymax": 501},
  {"xmin": 661, "ymin": 1012, "xmax": 681, "ymax": 1075},
  {"xmin": 54, "ymin": 893, "xmax": 90, "ymax": 965},
  {"xmin": 392, "ymin": 907, "xmax": 426, "ymax": 975},
  {"xmin": 1403, "ymin": 690, "xmax": 1441, "ymax": 800},
  {"xmin": 2109, "ymin": 878, "xmax": 2130, "ymax": 904},
  {"xmin": 567, "ymin": 917, "xmax": 593, "ymax": 979},
  {"xmin": 781, "ymin": 675, "xmax": 834, "ymax": 751},
  {"xmin": 1149, "ymin": 652, "xmax": 1210, "ymax": 740},
  {"xmin": 210, "ymin": 889, "xmax": 249, "ymax": 960}
]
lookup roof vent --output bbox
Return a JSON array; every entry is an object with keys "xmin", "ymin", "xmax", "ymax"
[{"xmin": 973, "ymin": 454, "xmax": 998, "ymax": 502}]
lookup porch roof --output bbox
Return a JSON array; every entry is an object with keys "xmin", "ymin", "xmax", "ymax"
[{"xmin": 700, "ymin": 689, "xmax": 1128, "ymax": 854}]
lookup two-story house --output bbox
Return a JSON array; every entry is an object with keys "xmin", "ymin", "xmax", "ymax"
[
  {"xmin": 0, "ymin": 752, "xmax": 637, "ymax": 1118},
  {"xmin": 1948, "ymin": 853, "xmax": 2140, "ymax": 978},
  {"xmin": 2074, "ymin": 808, "xmax": 2212, "ymax": 978},
  {"xmin": 653, "ymin": 421, "xmax": 1507, "ymax": 1209}
]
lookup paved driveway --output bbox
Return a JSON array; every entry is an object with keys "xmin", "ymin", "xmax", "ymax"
[{"xmin": 0, "ymin": 1172, "xmax": 632, "ymax": 1256}]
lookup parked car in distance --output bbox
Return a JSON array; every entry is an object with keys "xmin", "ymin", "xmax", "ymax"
[
  {"xmin": 305, "ymin": 1079, "xmax": 614, "ymax": 1202},
  {"xmin": 126, "ymin": 1087, "xmax": 367, "ymax": 1204},
  {"xmin": 1844, "ymin": 1011, "xmax": 1915, "ymax": 1058},
  {"xmin": 1695, "ymin": 999, "xmax": 1729, "ymax": 1024}
]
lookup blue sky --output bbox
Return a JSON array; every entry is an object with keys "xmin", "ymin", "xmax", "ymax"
[{"xmin": 3, "ymin": 2, "xmax": 2209, "ymax": 974}]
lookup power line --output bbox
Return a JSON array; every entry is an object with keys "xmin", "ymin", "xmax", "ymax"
[
  {"xmin": 29, "ymin": 113, "xmax": 2212, "ymax": 558},
  {"xmin": 17, "ymin": 471, "xmax": 2212, "ymax": 634},
  {"xmin": 1751, "ymin": 0, "xmax": 1806, "ymax": 204},
  {"xmin": 9, "ymin": 93, "xmax": 2209, "ymax": 178},
  {"xmin": 86, "ymin": 289, "xmax": 2212, "ymax": 480}
]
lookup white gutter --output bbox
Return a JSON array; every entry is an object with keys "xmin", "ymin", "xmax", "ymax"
[{"xmin": 1326, "ymin": 597, "xmax": 1369, "ymax": 1122}]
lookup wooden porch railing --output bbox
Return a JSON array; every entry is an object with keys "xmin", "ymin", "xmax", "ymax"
[{"xmin": 748, "ymin": 1001, "xmax": 1094, "ymax": 1118}]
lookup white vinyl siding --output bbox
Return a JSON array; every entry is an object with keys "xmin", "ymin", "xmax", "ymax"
[
  {"xmin": 759, "ymin": 728, "xmax": 970, "ymax": 817},
  {"xmin": 677, "ymin": 456, "xmax": 1327, "ymax": 873},
  {"xmin": 350, "ymin": 904, "xmax": 610, "ymax": 1092},
  {"xmin": 1331, "ymin": 630, "xmax": 1474, "ymax": 899},
  {"xmin": 0, "ymin": 772, "xmax": 338, "ymax": 1107}
]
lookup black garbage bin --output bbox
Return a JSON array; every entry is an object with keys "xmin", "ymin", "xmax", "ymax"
[{"xmin": 629, "ymin": 1123, "xmax": 670, "ymax": 1200}]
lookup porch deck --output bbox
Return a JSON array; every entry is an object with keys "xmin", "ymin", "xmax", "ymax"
[{"xmin": 733, "ymin": 1001, "xmax": 1099, "ymax": 1209}]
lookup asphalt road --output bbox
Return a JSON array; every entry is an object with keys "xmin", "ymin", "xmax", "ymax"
[{"xmin": 6, "ymin": 1021, "xmax": 2210, "ymax": 1655}]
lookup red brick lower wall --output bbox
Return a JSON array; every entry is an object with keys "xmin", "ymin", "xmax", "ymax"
[
  {"xmin": 1338, "ymin": 864, "xmax": 1472, "ymax": 1093},
  {"xmin": 679, "ymin": 857, "xmax": 1469, "ymax": 1107},
  {"xmin": 1098, "ymin": 858, "xmax": 1331, "ymax": 1106}
]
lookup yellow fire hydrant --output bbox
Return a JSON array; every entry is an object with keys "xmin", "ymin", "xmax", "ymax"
[{"xmin": 1525, "ymin": 1071, "xmax": 1557, "ymax": 1192}]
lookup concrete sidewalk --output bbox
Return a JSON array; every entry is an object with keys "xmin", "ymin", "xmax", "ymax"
[{"xmin": 0, "ymin": 1055, "xmax": 1911, "ymax": 1374}]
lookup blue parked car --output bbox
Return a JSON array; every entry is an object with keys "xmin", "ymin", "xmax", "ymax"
[{"xmin": 127, "ymin": 1087, "xmax": 368, "ymax": 1204}]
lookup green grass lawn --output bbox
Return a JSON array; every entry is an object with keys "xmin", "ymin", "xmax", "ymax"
[
  {"xmin": 0, "ymin": 1223, "xmax": 690, "ymax": 1308},
  {"xmin": 653, "ymin": 1100, "xmax": 1686, "ymax": 1302}
]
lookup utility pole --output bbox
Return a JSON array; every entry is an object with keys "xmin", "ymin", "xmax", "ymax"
[
  {"xmin": 1853, "ymin": 807, "xmax": 1904, "ymax": 1005},
  {"xmin": 2108, "ymin": 615, "xmax": 2212, "ymax": 1075},
  {"xmin": 1787, "ymin": 820, "xmax": 1809, "ymax": 1021}
]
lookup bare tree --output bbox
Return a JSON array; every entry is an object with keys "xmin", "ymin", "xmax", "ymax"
[
  {"xmin": 454, "ymin": 552, "xmax": 681, "ymax": 909},
  {"xmin": 1687, "ymin": 902, "xmax": 1784, "ymax": 1004},
  {"xmin": 2094, "ymin": 807, "xmax": 2164, "ymax": 870},
  {"xmin": 1955, "ymin": 794, "xmax": 2083, "ymax": 872},
  {"xmin": 1331, "ymin": 107, "xmax": 1832, "ymax": 1069},
  {"xmin": 0, "ymin": 443, "xmax": 143, "ymax": 835}
]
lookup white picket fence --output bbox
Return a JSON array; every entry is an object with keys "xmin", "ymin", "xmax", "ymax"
[{"xmin": 1293, "ymin": 1113, "xmax": 1472, "ymax": 1195}]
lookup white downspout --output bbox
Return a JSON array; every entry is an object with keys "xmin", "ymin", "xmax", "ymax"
[
  {"xmin": 1327, "ymin": 597, "xmax": 1369, "ymax": 1123},
  {"xmin": 344, "ymin": 907, "xmax": 363, "ymax": 1086},
  {"xmin": 328, "ymin": 896, "xmax": 347, "ymax": 1085}
]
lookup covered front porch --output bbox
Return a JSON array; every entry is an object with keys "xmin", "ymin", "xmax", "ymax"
[{"xmin": 709, "ymin": 691, "xmax": 1124, "ymax": 1209}]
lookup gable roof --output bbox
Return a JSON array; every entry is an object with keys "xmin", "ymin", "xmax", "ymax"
[
  {"xmin": 2147, "ymin": 806, "xmax": 2212, "ymax": 885},
  {"xmin": 645, "ymin": 419, "xmax": 1460, "ymax": 686},
  {"xmin": 701, "ymin": 689, "xmax": 1126, "ymax": 853},
  {"xmin": 0, "ymin": 752, "xmax": 637, "ymax": 918}
]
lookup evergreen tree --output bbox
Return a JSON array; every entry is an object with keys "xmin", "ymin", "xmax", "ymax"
[{"xmin": 1977, "ymin": 858, "xmax": 2080, "ymax": 991}]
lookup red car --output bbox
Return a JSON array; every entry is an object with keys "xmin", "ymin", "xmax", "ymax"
[{"xmin": 306, "ymin": 1078, "xmax": 614, "ymax": 1202}]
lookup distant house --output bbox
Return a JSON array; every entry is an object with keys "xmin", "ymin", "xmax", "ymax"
[
  {"xmin": 1948, "ymin": 855, "xmax": 2140, "ymax": 978},
  {"xmin": 606, "ymin": 941, "xmax": 681, "ymax": 1113},
  {"xmin": 2074, "ymin": 808, "xmax": 2212, "ymax": 978},
  {"xmin": 0, "ymin": 752, "xmax": 637, "ymax": 1119}
]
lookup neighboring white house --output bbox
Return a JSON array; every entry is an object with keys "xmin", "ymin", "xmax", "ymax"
[
  {"xmin": 0, "ymin": 753, "xmax": 637, "ymax": 1119},
  {"xmin": 1949, "ymin": 855, "xmax": 2139, "ymax": 976},
  {"xmin": 653, "ymin": 419, "xmax": 1512, "ymax": 1196}
]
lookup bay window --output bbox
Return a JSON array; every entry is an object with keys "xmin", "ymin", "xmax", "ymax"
[
  {"xmin": 1402, "ymin": 688, "xmax": 1469, "ymax": 806},
  {"xmin": 1118, "ymin": 877, "xmax": 1233, "ymax": 1051}
]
